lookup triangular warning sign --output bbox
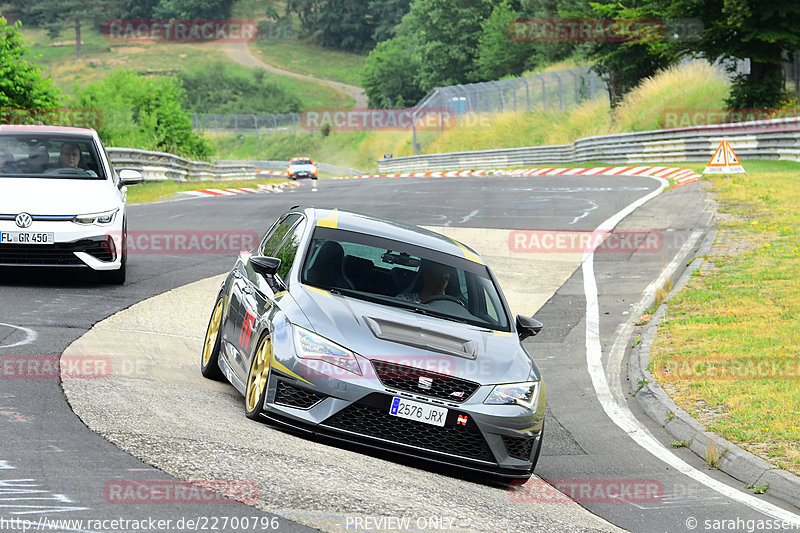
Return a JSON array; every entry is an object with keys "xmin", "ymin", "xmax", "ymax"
[{"xmin": 703, "ymin": 140, "xmax": 745, "ymax": 175}]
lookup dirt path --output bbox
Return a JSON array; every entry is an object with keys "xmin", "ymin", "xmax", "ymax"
[{"xmin": 222, "ymin": 42, "xmax": 368, "ymax": 108}]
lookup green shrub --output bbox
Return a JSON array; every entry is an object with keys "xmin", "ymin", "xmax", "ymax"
[{"xmin": 74, "ymin": 70, "xmax": 210, "ymax": 158}]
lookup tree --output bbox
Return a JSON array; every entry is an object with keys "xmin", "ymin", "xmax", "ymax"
[
  {"xmin": 472, "ymin": 1, "xmax": 538, "ymax": 81},
  {"xmin": 0, "ymin": 17, "xmax": 61, "ymax": 111},
  {"xmin": 401, "ymin": 0, "xmax": 494, "ymax": 91},
  {"xmin": 75, "ymin": 70, "xmax": 209, "ymax": 158},
  {"xmin": 286, "ymin": 0, "xmax": 377, "ymax": 53},
  {"xmin": 9, "ymin": 0, "xmax": 111, "ymax": 60},
  {"xmin": 664, "ymin": 0, "xmax": 800, "ymax": 108},
  {"xmin": 151, "ymin": 0, "xmax": 236, "ymax": 20},
  {"xmin": 368, "ymin": 0, "xmax": 413, "ymax": 44},
  {"xmin": 585, "ymin": 2, "xmax": 677, "ymax": 107},
  {"xmin": 362, "ymin": 35, "xmax": 426, "ymax": 108}
]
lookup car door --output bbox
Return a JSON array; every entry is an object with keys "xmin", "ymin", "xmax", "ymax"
[{"xmin": 228, "ymin": 214, "xmax": 306, "ymax": 384}]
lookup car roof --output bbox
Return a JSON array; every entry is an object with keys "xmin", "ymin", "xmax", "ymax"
[
  {"xmin": 297, "ymin": 207, "xmax": 485, "ymax": 265},
  {"xmin": 0, "ymin": 125, "xmax": 96, "ymax": 135},
  {"xmin": 290, "ymin": 157, "xmax": 314, "ymax": 162}
]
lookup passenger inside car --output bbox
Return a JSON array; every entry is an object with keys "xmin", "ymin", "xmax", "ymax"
[{"xmin": 24, "ymin": 144, "xmax": 50, "ymax": 173}]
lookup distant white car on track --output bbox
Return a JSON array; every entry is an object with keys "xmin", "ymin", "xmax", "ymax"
[{"xmin": 0, "ymin": 125, "xmax": 143, "ymax": 284}]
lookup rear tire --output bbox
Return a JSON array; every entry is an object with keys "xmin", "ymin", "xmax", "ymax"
[{"xmin": 201, "ymin": 296, "xmax": 225, "ymax": 381}]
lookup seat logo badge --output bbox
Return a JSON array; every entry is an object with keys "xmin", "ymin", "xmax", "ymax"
[
  {"xmin": 457, "ymin": 415, "xmax": 468, "ymax": 426},
  {"xmin": 15, "ymin": 213, "xmax": 32, "ymax": 228},
  {"xmin": 418, "ymin": 376, "xmax": 433, "ymax": 390}
]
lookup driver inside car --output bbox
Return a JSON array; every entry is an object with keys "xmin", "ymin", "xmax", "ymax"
[
  {"xmin": 48, "ymin": 142, "xmax": 97, "ymax": 176},
  {"xmin": 398, "ymin": 259, "xmax": 451, "ymax": 304}
]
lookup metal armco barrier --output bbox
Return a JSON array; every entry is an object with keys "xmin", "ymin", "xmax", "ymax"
[
  {"xmin": 377, "ymin": 117, "xmax": 800, "ymax": 173},
  {"xmin": 107, "ymin": 148, "xmax": 256, "ymax": 182}
]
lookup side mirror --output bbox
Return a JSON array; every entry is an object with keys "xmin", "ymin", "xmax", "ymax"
[
  {"xmin": 250, "ymin": 255, "xmax": 281, "ymax": 278},
  {"xmin": 119, "ymin": 168, "xmax": 143, "ymax": 186},
  {"xmin": 516, "ymin": 315, "xmax": 543, "ymax": 341}
]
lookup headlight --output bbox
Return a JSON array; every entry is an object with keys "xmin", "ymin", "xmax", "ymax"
[
  {"xmin": 74, "ymin": 208, "xmax": 118, "ymax": 226},
  {"xmin": 484, "ymin": 381, "xmax": 539, "ymax": 409},
  {"xmin": 293, "ymin": 326, "xmax": 361, "ymax": 375}
]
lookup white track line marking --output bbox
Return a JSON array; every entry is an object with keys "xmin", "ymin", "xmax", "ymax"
[
  {"xmin": 582, "ymin": 177, "xmax": 800, "ymax": 524},
  {"xmin": 0, "ymin": 322, "xmax": 37, "ymax": 348}
]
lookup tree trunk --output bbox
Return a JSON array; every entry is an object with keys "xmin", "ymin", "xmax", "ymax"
[
  {"xmin": 749, "ymin": 60, "xmax": 784, "ymax": 107},
  {"xmin": 75, "ymin": 19, "xmax": 82, "ymax": 60},
  {"xmin": 606, "ymin": 69, "xmax": 622, "ymax": 108}
]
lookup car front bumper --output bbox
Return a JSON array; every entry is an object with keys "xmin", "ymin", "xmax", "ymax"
[
  {"xmin": 0, "ymin": 219, "xmax": 123, "ymax": 270},
  {"xmin": 258, "ymin": 326, "xmax": 545, "ymax": 478}
]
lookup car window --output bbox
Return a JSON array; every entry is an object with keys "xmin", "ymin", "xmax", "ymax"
[
  {"xmin": 292, "ymin": 159, "xmax": 313, "ymax": 166},
  {"xmin": 301, "ymin": 227, "xmax": 510, "ymax": 330},
  {"xmin": 0, "ymin": 135, "xmax": 105, "ymax": 180},
  {"xmin": 274, "ymin": 218, "xmax": 307, "ymax": 283},
  {"xmin": 260, "ymin": 213, "xmax": 302, "ymax": 256}
]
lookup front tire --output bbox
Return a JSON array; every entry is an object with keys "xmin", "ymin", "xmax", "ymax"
[
  {"xmin": 98, "ymin": 221, "xmax": 127, "ymax": 285},
  {"xmin": 245, "ymin": 335, "xmax": 272, "ymax": 420},
  {"xmin": 528, "ymin": 421, "xmax": 544, "ymax": 474},
  {"xmin": 200, "ymin": 296, "xmax": 225, "ymax": 380}
]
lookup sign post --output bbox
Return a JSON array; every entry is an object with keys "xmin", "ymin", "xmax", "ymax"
[{"xmin": 703, "ymin": 140, "xmax": 745, "ymax": 178}]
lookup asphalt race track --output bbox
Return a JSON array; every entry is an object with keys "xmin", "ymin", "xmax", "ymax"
[{"xmin": 2, "ymin": 175, "xmax": 799, "ymax": 532}]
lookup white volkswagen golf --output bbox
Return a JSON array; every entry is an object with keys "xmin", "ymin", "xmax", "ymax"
[{"xmin": 0, "ymin": 125, "xmax": 142, "ymax": 284}]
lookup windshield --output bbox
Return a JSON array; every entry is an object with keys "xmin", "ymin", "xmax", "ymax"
[
  {"xmin": 0, "ymin": 135, "xmax": 105, "ymax": 180},
  {"xmin": 301, "ymin": 227, "xmax": 510, "ymax": 331},
  {"xmin": 291, "ymin": 159, "xmax": 314, "ymax": 166}
]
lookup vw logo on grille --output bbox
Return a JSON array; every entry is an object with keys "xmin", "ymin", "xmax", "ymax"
[{"xmin": 15, "ymin": 213, "xmax": 33, "ymax": 228}]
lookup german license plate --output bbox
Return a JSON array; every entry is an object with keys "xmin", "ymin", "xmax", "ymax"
[
  {"xmin": 389, "ymin": 397, "xmax": 447, "ymax": 427},
  {"xmin": 0, "ymin": 232, "xmax": 54, "ymax": 244}
]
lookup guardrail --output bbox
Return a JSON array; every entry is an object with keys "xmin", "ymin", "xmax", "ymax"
[
  {"xmin": 377, "ymin": 117, "xmax": 800, "ymax": 172},
  {"xmin": 107, "ymin": 148, "xmax": 256, "ymax": 182}
]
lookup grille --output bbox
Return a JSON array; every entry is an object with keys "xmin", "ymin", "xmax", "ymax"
[
  {"xmin": 324, "ymin": 402, "xmax": 493, "ymax": 462},
  {"xmin": 0, "ymin": 239, "xmax": 115, "ymax": 265},
  {"xmin": 502, "ymin": 436, "xmax": 536, "ymax": 461},
  {"xmin": 371, "ymin": 360, "xmax": 480, "ymax": 403},
  {"xmin": 274, "ymin": 381, "xmax": 325, "ymax": 409}
]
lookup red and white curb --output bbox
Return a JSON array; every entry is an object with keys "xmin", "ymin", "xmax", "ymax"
[
  {"xmin": 255, "ymin": 170, "xmax": 289, "ymax": 177},
  {"xmin": 181, "ymin": 179, "xmax": 300, "ymax": 198},
  {"xmin": 332, "ymin": 167, "xmax": 701, "ymax": 189}
]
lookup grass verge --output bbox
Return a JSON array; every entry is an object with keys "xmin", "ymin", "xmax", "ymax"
[
  {"xmin": 126, "ymin": 177, "xmax": 286, "ymax": 204},
  {"xmin": 248, "ymin": 39, "xmax": 366, "ymax": 87},
  {"xmin": 649, "ymin": 159, "xmax": 800, "ymax": 476}
]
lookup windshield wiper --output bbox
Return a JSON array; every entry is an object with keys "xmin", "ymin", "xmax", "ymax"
[{"xmin": 408, "ymin": 306, "xmax": 469, "ymax": 324}]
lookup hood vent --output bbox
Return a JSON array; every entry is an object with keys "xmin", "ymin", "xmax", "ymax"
[{"xmin": 364, "ymin": 316, "xmax": 478, "ymax": 359}]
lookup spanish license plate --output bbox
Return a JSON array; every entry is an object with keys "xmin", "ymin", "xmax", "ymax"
[
  {"xmin": 0, "ymin": 232, "xmax": 54, "ymax": 245},
  {"xmin": 389, "ymin": 397, "xmax": 447, "ymax": 427}
]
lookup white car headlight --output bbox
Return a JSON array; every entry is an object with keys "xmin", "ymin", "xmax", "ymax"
[
  {"xmin": 293, "ymin": 326, "xmax": 361, "ymax": 375},
  {"xmin": 74, "ymin": 208, "xmax": 118, "ymax": 226},
  {"xmin": 484, "ymin": 381, "xmax": 539, "ymax": 409}
]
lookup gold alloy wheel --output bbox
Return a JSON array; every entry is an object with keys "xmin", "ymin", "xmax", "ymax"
[
  {"xmin": 202, "ymin": 299, "xmax": 224, "ymax": 367},
  {"xmin": 246, "ymin": 336, "xmax": 272, "ymax": 413}
]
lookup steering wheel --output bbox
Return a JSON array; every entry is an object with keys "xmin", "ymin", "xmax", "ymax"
[
  {"xmin": 45, "ymin": 167, "xmax": 90, "ymax": 176},
  {"xmin": 421, "ymin": 294, "xmax": 466, "ymax": 307}
]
